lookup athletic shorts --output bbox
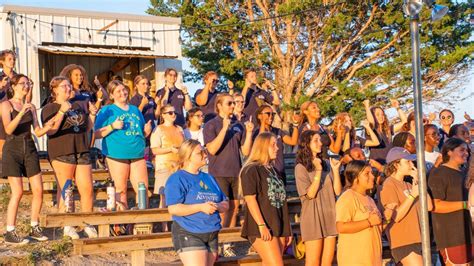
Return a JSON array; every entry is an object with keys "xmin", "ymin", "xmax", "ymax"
[
  {"xmin": 440, "ymin": 244, "xmax": 474, "ymax": 265},
  {"xmin": 54, "ymin": 152, "xmax": 91, "ymax": 165},
  {"xmin": 215, "ymin": 176, "xmax": 238, "ymax": 200},
  {"xmin": 391, "ymin": 243, "xmax": 422, "ymax": 263},
  {"xmin": 107, "ymin": 157, "xmax": 143, "ymax": 164},
  {"xmin": 171, "ymin": 222, "xmax": 219, "ymax": 254}
]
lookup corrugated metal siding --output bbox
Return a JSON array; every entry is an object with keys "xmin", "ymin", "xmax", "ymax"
[{"xmin": 37, "ymin": 45, "xmax": 176, "ymax": 59}]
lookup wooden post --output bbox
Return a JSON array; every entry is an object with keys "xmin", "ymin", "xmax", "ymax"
[
  {"xmin": 130, "ymin": 250, "xmax": 145, "ymax": 266},
  {"xmin": 98, "ymin": 224, "xmax": 110, "ymax": 237}
]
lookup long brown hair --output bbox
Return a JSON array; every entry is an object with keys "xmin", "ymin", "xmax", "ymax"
[
  {"xmin": 7, "ymin": 74, "xmax": 28, "ymax": 99},
  {"xmin": 370, "ymin": 106, "xmax": 391, "ymax": 138},
  {"xmin": 59, "ymin": 64, "xmax": 91, "ymax": 91}
]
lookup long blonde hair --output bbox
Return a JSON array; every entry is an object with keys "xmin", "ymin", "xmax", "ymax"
[{"xmin": 238, "ymin": 132, "xmax": 276, "ymax": 197}]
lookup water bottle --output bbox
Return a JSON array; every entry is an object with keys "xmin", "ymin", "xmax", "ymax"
[
  {"xmin": 138, "ymin": 182, "xmax": 147, "ymax": 210},
  {"xmin": 63, "ymin": 180, "xmax": 75, "ymax": 213},
  {"xmin": 106, "ymin": 180, "xmax": 116, "ymax": 211}
]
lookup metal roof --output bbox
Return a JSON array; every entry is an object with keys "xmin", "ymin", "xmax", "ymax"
[
  {"xmin": 37, "ymin": 45, "xmax": 177, "ymax": 59},
  {"xmin": 0, "ymin": 5, "xmax": 181, "ymax": 25}
]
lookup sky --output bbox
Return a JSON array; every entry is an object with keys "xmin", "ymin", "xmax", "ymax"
[{"xmin": 1, "ymin": 0, "xmax": 473, "ymax": 123}]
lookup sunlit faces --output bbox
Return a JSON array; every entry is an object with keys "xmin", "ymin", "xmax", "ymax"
[
  {"xmin": 455, "ymin": 125, "xmax": 471, "ymax": 143},
  {"xmin": 110, "ymin": 85, "xmax": 129, "ymax": 104},
  {"xmin": 165, "ymin": 70, "xmax": 177, "ymax": 85},
  {"xmin": 309, "ymin": 133, "xmax": 323, "ymax": 154},
  {"xmin": 0, "ymin": 76, "xmax": 9, "ymax": 88},
  {"xmin": 189, "ymin": 145, "xmax": 207, "ymax": 168},
  {"xmin": 162, "ymin": 106, "xmax": 177, "ymax": 122},
  {"xmin": 304, "ymin": 102, "xmax": 320, "ymax": 120},
  {"xmin": 54, "ymin": 80, "xmax": 73, "ymax": 101},
  {"xmin": 373, "ymin": 107, "xmax": 385, "ymax": 124},
  {"xmin": 218, "ymin": 96, "xmax": 235, "ymax": 116},
  {"xmin": 246, "ymin": 71, "xmax": 257, "ymax": 85},
  {"xmin": 396, "ymin": 159, "xmax": 415, "ymax": 176},
  {"xmin": 439, "ymin": 110, "xmax": 454, "ymax": 126},
  {"xmin": 349, "ymin": 147, "xmax": 366, "ymax": 161},
  {"xmin": 190, "ymin": 110, "xmax": 204, "ymax": 127},
  {"xmin": 425, "ymin": 127, "xmax": 440, "ymax": 147},
  {"xmin": 136, "ymin": 78, "xmax": 150, "ymax": 94},
  {"xmin": 13, "ymin": 77, "xmax": 31, "ymax": 97},
  {"xmin": 233, "ymin": 95, "xmax": 244, "ymax": 113},
  {"xmin": 70, "ymin": 68, "xmax": 84, "ymax": 88},
  {"xmin": 268, "ymin": 136, "xmax": 278, "ymax": 160},
  {"xmin": 344, "ymin": 114, "xmax": 353, "ymax": 128},
  {"xmin": 3, "ymin": 53, "xmax": 15, "ymax": 69},
  {"xmin": 258, "ymin": 107, "xmax": 274, "ymax": 127},
  {"xmin": 448, "ymin": 143, "xmax": 469, "ymax": 165},
  {"xmin": 405, "ymin": 134, "xmax": 416, "ymax": 154},
  {"xmin": 355, "ymin": 166, "xmax": 375, "ymax": 190}
]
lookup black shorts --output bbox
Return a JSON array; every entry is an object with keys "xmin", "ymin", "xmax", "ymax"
[
  {"xmin": 107, "ymin": 157, "xmax": 143, "ymax": 164},
  {"xmin": 54, "ymin": 152, "xmax": 91, "ymax": 165},
  {"xmin": 171, "ymin": 222, "xmax": 219, "ymax": 254},
  {"xmin": 215, "ymin": 176, "xmax": 238, "ymax": 200},
  {"xmin": 391, "ymin": 243, "xmax": 423, "ymax": 263},
  {"xmin": 2, "ymin": 136, "xmax": 41, "ymax": 178}
]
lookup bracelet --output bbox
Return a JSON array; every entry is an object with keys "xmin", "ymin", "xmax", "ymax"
[
  {"xmin": 183, "ymin": 93, "xmax": 189, "ymax": 96},
  {"xmin": 384, "ymin": 219, "xmax": 391, "ymax": 225},
  {"xmin": 18, "ymin": 111, "xmax": 25, "ymax": 117},
  {"xmin": 109, "ymin": 124, "xmax": 114, "ymax": 131},
  {"xmin": 58, "ymin": 110, "xmax": 65, "ymax": 115},
  {"xmin": 258, "ymin": 224, "xmax": 266, "ymax": 227},
  {"xmin": 90, "ymin": 113, "xmax": 96, "ymax": 117},
  {"xmin": 463, "ymin": 201, "xmax": 468, "ymax": 210},
  {"xmin": 408, "ymin": 194, "xmax": 416, "ymax": 200}
]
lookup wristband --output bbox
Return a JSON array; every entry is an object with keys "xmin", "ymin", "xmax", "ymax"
[
  {"xmin": 58, "ymin": 110, "xmax": 65, "ymax": 115},
  {"xmin": 408, "ymin": 194, "xmax": 416, "ymax": 200},
  {"xmin": 109, "ymin": 124, "xmax": 114, "ymax": 131},
  {"xmin": 90, "ymin": 113, "xmax": 96, "ymax": 117},
  {"xmin": 258, "ymin": 224, "xmax": 266, "ymax": 227},
  {"xmin": 463, "ymin": 201, "xmax": 468, "ymax": 210},
  {"xmin": 384, "ymin": 219, "xmax": 391, "ymax": 225},
  {"xmin": 18, "ymin": 111, "xmax": 25, "ymax": 117}
]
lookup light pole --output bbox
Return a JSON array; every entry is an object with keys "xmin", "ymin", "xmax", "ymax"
[{"xmin": 402, "ymin": 1, "xmax": 448, "ymax": 265}]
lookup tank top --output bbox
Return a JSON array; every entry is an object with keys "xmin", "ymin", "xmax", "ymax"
[{"xmin": 9, "ymin": 108, "xmax": 33, "ymax": 137}]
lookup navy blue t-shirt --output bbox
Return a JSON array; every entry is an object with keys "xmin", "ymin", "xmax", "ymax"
[
  {"xmin": 165, "ymin": 170, "xmax": 226, "ymax": 233},
  {"xmin": 194, "ymin": 88, "xmax": 219, "ymax": 123},
  {"xmin": 243, "ymin": 85, "xmax": 273, "ymax": 118},
  {"xmin": 129, "ymin": 94, "xmax": 157, "ymax": 127},
  {"xmin": 204, "ymin": 116, "xmax": 245, "ymax": 178},
  {"xmin": 156, "ymin": 87, "xmax": 185, "ymax": 127}
]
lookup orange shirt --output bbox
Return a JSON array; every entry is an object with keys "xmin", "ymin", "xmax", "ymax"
[{"xmin": 336, "ymin": 189, "xmax": 382, "ymax": 266}]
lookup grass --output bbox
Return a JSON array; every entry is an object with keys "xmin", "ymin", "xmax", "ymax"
[{"xmin": 0, "ymin": 185, "xmax": 11, "ymax": 211}]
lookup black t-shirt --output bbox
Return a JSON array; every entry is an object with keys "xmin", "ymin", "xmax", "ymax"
[
  {"xmin": 439, "ymin": 128, "xmax": 449, "ymax": 150},
  {"xmin": 240, "ymin": 164, "xmax": 291, "ymax": 239},
  {"xmin": 203, "ymin": 116, "xmax": 244, "ymax": 178},
  {"xmin": 41, "ymin": 95, "xmax": 91, "ymax": 161},
  {"xmin": 252, "ymin": 127, "xmax": 288, "ymax": 179},
  {"xmin": 156, "ymin": 87, "xmax": 185, "ymax": 127},
  {"xmin": 129, "ymin": 93, "xmax": 157, "ymax": 126},
  {"xmin": 243, "ymin": 85, "xmax": 273, "ymax": 118},
  {"xmin": 428, "ymin": 165, "xmax": 472, "ymax": 249},
  {"xmin": 194, "ymin": 89, "xmax": 218, "ymax": 123},
  {"xmin": 369, "ymin": 126, "xmax": 394, "ymax": 164}
]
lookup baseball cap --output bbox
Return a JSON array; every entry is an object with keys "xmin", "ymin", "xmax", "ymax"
[{"xmin": 386, "ymin": 147, "xmax": 417, "ymax": 164}]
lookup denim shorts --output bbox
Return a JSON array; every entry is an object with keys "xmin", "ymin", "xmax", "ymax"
[
  {"xmin": 55, "ymin": 152, "xmax": 91, "ymax": 165},
  {"xmin": 171, "ymin": 222, "xmax": 219, "ymax": 254}
]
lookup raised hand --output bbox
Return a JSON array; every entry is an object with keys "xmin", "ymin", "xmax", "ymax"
[
  {"xmin": 465, "ymin": 112, "xmax": 472, "ymax": 121},
  {"xmin": 312, "ymin": 157, "xmax": 323, "ymax": 171},
  {"xmin": 111, "ymin": 117, "xmax": 124, "ymax": 130},
  {"xmin": 222, "ymin": 115, "xmax": 231, "ymax": 130},
  {"xmin": 363, "ymin": 99, "xmax": 370, "ymax": 108},
  {"xmin": 60, "ymin": 101, "xmax": 72, "ymax": 113},
  {"xmin": 329, "ymin": 158, "xmax": 341, "ymax": 170},
  {"xmin": 227, "ymin": 80, "xmax": 234, "ymax": 90},
  {"xmin": 144, "ymin": 120, "xmax": 152, "ymax": 134},
  {"xmin": 88, "ymin": 102, "xmax": 98, "ymax": 116},
  {"xmin": 390, "ymin": 99, "xmax": 400, "ymax": 109},
  {"xmin": 245, "ymin": 115, "xmax": 255, "ymax": 133}
]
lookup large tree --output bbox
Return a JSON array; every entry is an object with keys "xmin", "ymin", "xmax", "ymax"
[{"xmin": 148, "ymin": 0, "xmax": 473, "ymax": 121}]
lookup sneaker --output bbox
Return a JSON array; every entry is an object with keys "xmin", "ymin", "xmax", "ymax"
[
  {"xmin": 223, "ymin": 245, "xmax": 237, "ymax": 257},
  {"xmin": 63, "ymin": 226, "xmax": 80, "ymax": 240},
  {"xmin": 84, "ymin": 225, "xmax": 98, "ymax": 238},
  {"xmin": 4, "ymin": 230, "xmax": 29, "ymax": 245},
  {"xmin": 29, "ymin": 225, "xmax": 48, "ymax": 241}
]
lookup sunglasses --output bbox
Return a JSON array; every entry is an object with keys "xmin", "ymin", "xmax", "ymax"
[
  {"xmin": 163, "ymin": 111, "xmax": 176, "ymax": 115},
  {"xmin": 225, "ymin": 101, "xmax": 235, "ymax": 106},
  {"xmin": 441, "ymin": 115, "xmax": 452, "ymax": 120},
  {"xmin": 262, "ymin": 112, "xmax": 275, "ymax": 116},
  {"xmin": 212, "ymin": 79, "xmax": 219, "ymax": 83}
]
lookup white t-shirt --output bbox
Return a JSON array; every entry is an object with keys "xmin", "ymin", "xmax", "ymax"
[
  {"xmin": 425, "ymin": 150, "xmax": 441, "ymax": 165},
  {"xmin": 183, "ymin": 128, "xmax": 204, "ymax": 146}
]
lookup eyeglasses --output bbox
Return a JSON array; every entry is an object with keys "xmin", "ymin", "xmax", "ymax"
[
  {"xmin": 441, "ymin": 115, "xmax": 452, "ymax": 120},
  {"xmin": 58, "ymin": 84, "xmax": 72, "ymax": 89},
  {"xmin": 193, "ymin": 114, "xmax": 204, "ymax": 118},
  {"xmin": 163, "ymin": 111, "xmax": 176, "ymax": 115},
  {"xmin": 18, "ymin": 82, "xmax": 33, "ymax": 87},
  {"xmin": 225, "ymin": 101, "xmax": 235, "ymax": 106},
  {"xmin": 262, "ymin": 112, "xmax": 275, "ymax": 116}
]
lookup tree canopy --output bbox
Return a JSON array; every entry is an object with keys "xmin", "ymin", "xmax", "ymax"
[{"xmin": 148, "ymin": 0, "xmax": 473, "ymax": 122}]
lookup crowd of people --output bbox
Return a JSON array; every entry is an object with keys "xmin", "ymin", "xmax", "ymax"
[{"xmin": 1, "ymin": 48, "xmax": 474, "ymax": 266}]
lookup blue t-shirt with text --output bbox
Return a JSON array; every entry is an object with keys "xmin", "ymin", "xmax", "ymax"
[
  {"xmin": 94, "ymin": 104, "xmax": 146, "ymax": 159},
  {"xmin": 165, "ymin": 170, "xmax": 226, "ymax": 233}
]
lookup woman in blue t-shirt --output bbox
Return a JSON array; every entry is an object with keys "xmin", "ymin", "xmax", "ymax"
[
  {"xmin": 165, "ymin": 139, "xmax": 229, "ymax": 265},
  {"xmin": 94, "ymin": 80, "xmax": 152, "ymax": 209}
]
